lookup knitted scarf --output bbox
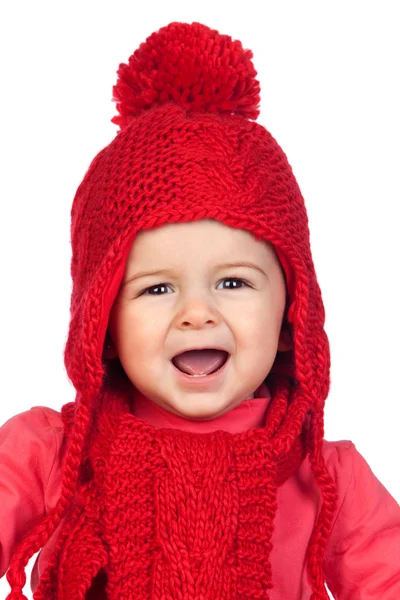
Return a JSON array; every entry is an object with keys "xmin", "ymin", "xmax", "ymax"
[{"xmin": 33, "ymin": 378, "xmax": 308, "ymax": 600}]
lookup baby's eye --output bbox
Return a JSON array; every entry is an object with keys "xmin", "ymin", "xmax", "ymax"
[
  {"xmin": 217, "ymin": 278, "xmax": 249, "ymax": 290},
  {"xmin": 141, "ymin": 278, "xmax": 250, "ymax": 296},
  {"xmin": 142, "ymin": 283, "xmax": 173, "ymax": 295}
]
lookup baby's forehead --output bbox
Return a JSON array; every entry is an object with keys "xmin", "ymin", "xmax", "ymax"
[
  {"xmin": 134, "ymin": 219, "xmax": 273, "ymax": 247},
  {"xmin": 129, "ymin": 219, "xmax": 276, "ymax": 263}
]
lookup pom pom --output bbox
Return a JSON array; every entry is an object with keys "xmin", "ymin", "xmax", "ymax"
[{"xmin": 111, "ymin": 21, "xmax": 261, "ymax": 130}]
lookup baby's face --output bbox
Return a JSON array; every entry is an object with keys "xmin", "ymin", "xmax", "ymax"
[{"xmin": 108, "ymin": 219, "xmax": 288, "ymax": 420}]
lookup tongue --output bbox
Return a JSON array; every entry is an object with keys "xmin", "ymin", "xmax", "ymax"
[{"xmin": 172, "ymin": 349, "xmax": 228, "ymax": 376}]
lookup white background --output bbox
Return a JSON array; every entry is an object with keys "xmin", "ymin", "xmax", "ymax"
[{"xmin": 0, "ymin": 1, "xmax": 399, "ymax": 598}]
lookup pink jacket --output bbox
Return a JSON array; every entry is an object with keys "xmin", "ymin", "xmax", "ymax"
[{"xmin": 1, "ymin": 387, "xmax": 400, "ymax": 598}]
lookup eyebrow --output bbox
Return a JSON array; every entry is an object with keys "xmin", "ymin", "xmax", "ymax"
[{"xmin": 123, "ymin": 261, "xmax": 267, "ymax": 286}]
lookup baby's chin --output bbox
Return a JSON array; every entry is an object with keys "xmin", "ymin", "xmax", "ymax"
[{"xmin": 160, "ymin": 394, "xmax": 243, "ymax": 421}]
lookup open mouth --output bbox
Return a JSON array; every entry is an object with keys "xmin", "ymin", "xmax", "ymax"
[{"xmin": 171, "ymin": 349, "xmax": 230, "ymax": 377}]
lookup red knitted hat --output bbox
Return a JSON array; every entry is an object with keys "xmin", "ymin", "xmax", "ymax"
[{"xmin": 6, "ymin": 21, "xmax": 337, "ymax": 599}]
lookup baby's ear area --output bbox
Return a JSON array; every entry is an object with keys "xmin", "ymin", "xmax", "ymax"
[{"xmin": 102, "ymin": 331, "xmax": 118, "ymax": 359}]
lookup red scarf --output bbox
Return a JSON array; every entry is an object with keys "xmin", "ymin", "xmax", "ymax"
[{"xmin": 34, "ymin": 384, "xmax": 307, "ymax": 599}]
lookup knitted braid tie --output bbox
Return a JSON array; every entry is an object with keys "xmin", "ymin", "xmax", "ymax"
[
  {"xmin": 6, "ymin": 21, "xmax": 338, "ymax": 599},
  {"xmin": 5, "ymin": 398, "xmax": 93, "ymax": 600}
]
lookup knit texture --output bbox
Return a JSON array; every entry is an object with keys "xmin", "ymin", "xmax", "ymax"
[
  {"xmin": 32, "ymin": 382, "xmax": 308, "ymax": 599},
  {"xmin": 5, "ymin": 22, "xmax": 337, "ymax": 599}
]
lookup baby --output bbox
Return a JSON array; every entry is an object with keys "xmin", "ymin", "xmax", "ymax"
[
  {"xmin": 105, "ymin": 219, "xmax": 290, "ymax": 421},
  {"xmin": 1, "ymin": 21, "xmax": 399, "ymax": 600}
]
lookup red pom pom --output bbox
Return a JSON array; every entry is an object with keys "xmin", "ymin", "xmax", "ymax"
[{"xmin": 111, "ymin": 22, "xmax": 261, "ymax": 130}]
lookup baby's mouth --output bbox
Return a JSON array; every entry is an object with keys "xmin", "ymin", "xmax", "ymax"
[{"xmin": 171, "ymin": 349, "xmax": 230, "ymax": 377}]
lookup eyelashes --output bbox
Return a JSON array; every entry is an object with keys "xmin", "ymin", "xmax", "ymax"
[{"xmin": 139, "ymin": 277, "xmax": 251, "ymax": 296}]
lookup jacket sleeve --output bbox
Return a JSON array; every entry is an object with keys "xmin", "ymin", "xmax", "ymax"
[
  {"xmin": 0, "ymin": 407, "xmax": 58, "ymax": 578},
  {"xmin": 324, "ymin": 442, "xmax": 400, "ymax": 599}
]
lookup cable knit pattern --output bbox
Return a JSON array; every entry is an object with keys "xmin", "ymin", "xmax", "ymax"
[
  {"xmin": 32, "ymin": 384, "xmax": 307, "ymax": 599},
  {"xmin": 5, "ymin": 22, "xmax": 337, "ymax": 600}
]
